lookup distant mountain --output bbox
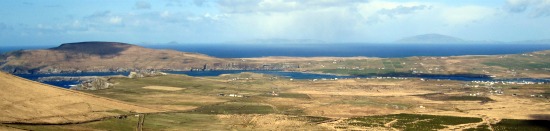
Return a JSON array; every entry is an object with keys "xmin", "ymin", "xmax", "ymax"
[
  {"xmin": 397, "ymin": 34, "xmax": 550, "ymax": 44},
  {"xmin": 50, "ymin": 41, "xmax": 133, "ymax": 56},
  {"xmin": 395, "ymin": 34, "xmax": 466, "ymax": 44},
  {"xmin": 0, "ymin": 41, "xmax": 257, "ymax": 74},
  {"xmin": 513, "ymin": 39, "xmax": 550, "ymax": 44}
]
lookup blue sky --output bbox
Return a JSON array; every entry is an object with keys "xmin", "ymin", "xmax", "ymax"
[{"xmin": 1, "ymin": 0, "xmax": 550, "ymax": 46}]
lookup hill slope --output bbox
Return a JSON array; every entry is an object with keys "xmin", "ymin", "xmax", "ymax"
[
  {"xmin": 0, "ymin": 42, "xmax": 247, "ymax": 74},
  {"xmin": 0, "ymin": 71, "xmax": 159, "ymax": 124}
]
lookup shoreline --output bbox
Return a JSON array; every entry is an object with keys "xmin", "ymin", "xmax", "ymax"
[{"xmin": 10, "ymin": 70, "xmax": 550, "ymax": 80}]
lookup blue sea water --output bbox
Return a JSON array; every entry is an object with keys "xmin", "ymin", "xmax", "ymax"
[
  {"xmin": 18, "ymin": 71, "xmax": 548, "ymax": 89},
  {"xmin": 145, "ymin": 43, "xmax": 550, "ymax": 58},
  {"xmin": 15, "ymin": 72, "xmax": 129, "ymax": 88},
  {"xmin": 0, "ymin": 46, "xmax": 51, "ymax": 53},
  {"xmin": 3, "ymin": 43, "xmax": 550, "ymax": 58},
  {"xmin": 166, "ymin": 70, "xmax": 356, "ymax": 79},
  {"xmin": 169, "ymin": 71, "xmax": 550, "ymax": 82},
  {"xmin": 6, "ymin": 43, "xmax": 550, "ymax": 88}
]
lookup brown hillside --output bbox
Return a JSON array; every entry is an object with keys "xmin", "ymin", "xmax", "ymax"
[
  {"xmin": 50, "ymin": 42, "xmax": 133, "ymax": 57},
  {"xmin": 0, "ymin": 71, "xmax": 159, "ymax": 124},
  {"xmin": 0, "ymin": 42, "xmax": 233, "ymax": 73}
]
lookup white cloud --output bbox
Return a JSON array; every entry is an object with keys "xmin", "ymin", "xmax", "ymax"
[
  {"xmin": 134, "ymin": 1, "xmax": 152, "ymax": 10},
  {"xmin": 217, "ymin": 0, "xmax": 368, "ymax": 14},
  {"xmin": 505, "ymin": 0, "xmax": 550, "ymax": 17},
  {"xmin": 109, "ymin": 16, "xmax": 122, "ymax": 24},
  {"xmin": 203, "ymin": 13, "xmax": 228, "ymax": 21},
  {"xmin": 160, "ymin": 11, "xmax": 171, "ymax": 18},
  {"xmin": 8, "ymin": 0, "xmax": 550, "ymax": 44},
  {"xmin": 355, "ymin": 1, "xmax": 432, "ymax": 24},
  {"xmin": 213, "ymin": 0, "xmax": 439, "ymax": 41},
  {"xmin": 442, "ymin": 6, "xmax": 496, "ymax": 25},
  {"xmin": 217, "ymin": 1, "xmax": 366, "ymax": 41}
]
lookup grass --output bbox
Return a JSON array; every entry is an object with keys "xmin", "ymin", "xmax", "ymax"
[
  {"xmin": 317, "ymin": 69, "xmax": 400, "ymax": 76},
  {"xmin": 143, "ymin": 113, "xmax": 227, "ymax": 130},
  {"xmin": 84, "ymin": 74, "xmax": 276, "ymax": 108},
  {"xmin": 446, "ymin": 96, "xmax": 494, "ymax": 101},
  {"xmin": 290, "ymin": 116, "xmax": 332, "ymax": 123},
  {"xmin": 348, "ymin": 113, "xmax": 550, "ymax": 131},
  {"xmin": 190, "ymin": 102, "xmax": 275, "ymax": 114},
  {"xmin": 7, "ymin": 116, "xmax": 139, "ymax": 131},
  {"xmin": 262, "ymin": 93, "xmax": 310, "ymax": 99},
  {"xmin": 464, "ymin": 124, "xmax": 491, "ymax": 131},
  {"xmin": 483, "ymin": 57, "xmax": 550, "ymax": 69},
  {"xmin": 491, "ymin": 119, "xmax": 550, "ymax": 131},
  {"xmin": 347, "ymin": 116, "xmax": 394, "ymax": 127},
  {"xmin": 318, "ymin": 69, "xmax": 375, "ymax": 76},
  {"xmin": 277, "ymin": 93, "xmax": 311, "ymax": 99},
  {"xmin": 394, "ymin": 64, "xmax": 404, "ymax": 68},
  {"xmin": 337, "ymin": 99, "xmax": 412, "ymax": 109},
  {"xmin": 279, "ymin": 108, "xmax": 306, "ymax": 115},
  {"xmin": 347, "ymin": 113, "xmax": 482, "ymax": 131},
  {"xmin": 417, "ymin": 93, "xmax": 494, "ymax": 102},
  {"xmin": 331, "ymin": 96, "xmax": 414, "ymax": 109}
]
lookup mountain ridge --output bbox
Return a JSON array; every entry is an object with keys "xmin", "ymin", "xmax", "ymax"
[{"xmin": 0, "ymin": 42, "xmax": 261, "ymax": 74}]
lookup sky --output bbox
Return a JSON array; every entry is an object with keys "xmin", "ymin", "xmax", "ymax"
[{"xmin": 1, "ymin": 0, "xmax": 550, "ymax": 46}]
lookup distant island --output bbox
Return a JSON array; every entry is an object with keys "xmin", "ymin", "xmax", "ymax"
[
  {"xmin": 396, "ymin": 33, "xmax": 550, "ymax": 44},
  {"xmin": 514, "ymin": 39, "xmax": 550, "ymax": 44},
  {"xmin": 395, "ymin": 34, "xmax": 466, "ymax": 44}
]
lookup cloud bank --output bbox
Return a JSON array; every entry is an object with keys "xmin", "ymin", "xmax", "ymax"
[{"xmin": 1, "ymin": 0, "xmax": 550, "ymax": 45}]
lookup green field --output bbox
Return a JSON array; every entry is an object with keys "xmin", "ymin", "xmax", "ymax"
[
  {"xmin": 5, "ymin": 72, "xmax": 550, "ymax": 130},
  {"xmin": 491, "ymin": 119, "xmax": 550, "ymax": 131},
  {"xmin": 190, "ymin": 102, "xmax": 275, "ymax": 114},
  {"xmin": 347, "ymin": 113, "xmax": 482, "ymax": 131},
  {"xmin": 143, "ymin": 113, "xmax": 227, "ymax": 130},
  {"xmin": 262, "ymin": 93, "xmax": 311, "ymax": 99},
  {"xmin": 482, "ymin": 54, "xmax": 550, "ymax": 70},
  {"xmin": 465, "ymin": 124, "xmax": 491, "ymax": 131},
  {"xmin": 317, "ymin": 69, "xmax": 400, "ymax": 76},
  {"xmin": 6, "ymin": 116, "xmax": 139, "ymax": 131},
  {"xmin": 416, "ymin": 93, "xmax": 494, "ymax": 102}
]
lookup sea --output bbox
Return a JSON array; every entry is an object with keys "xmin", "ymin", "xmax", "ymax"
[
  {"xmin": 5, "ymin": 43, "xmax": 550, "ymax": 88},
  {"xmin": 15, "ymin": 72, "xmax": 130, "ymax": 88},
  {"xmin": 3, "ymin": 43, "xmax": 550, "ymax": 58},
  {"xmin": 144, "ymin": 43, "xmax": 550, "ymax": 58},
  {"xmin": 15, "ymin": 71, "xmax": 550, "ymax": 89}
]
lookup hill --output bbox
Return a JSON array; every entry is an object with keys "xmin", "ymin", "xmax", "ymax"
[
  {"xmin": 395, "ymin": 34, "xmax": 466, "ymax": 44},
  {"xmin": 513, "ymin": 39, "xmax": 550, "ymax": 44},
  {"xmin": 50, "ymin": 41, "xmax": 133, "ymax": 56},
  {"xmin": 0, "ymin": 42, "xmax": 255, "ymax": 74},
  {"xmin": 0, "ymin": 71, "xmax": 159, "ymax": 124}
]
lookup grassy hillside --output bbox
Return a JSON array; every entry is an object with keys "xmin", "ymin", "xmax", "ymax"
[
  {"xmin": 5, "ymin": 72, "xmax": 549, "ymax": 130},
  {"xmin": 0, "ymin": 71, "xmax": 158, "ymax": 124},
  {"xmin": 0, "ymin": 42, "xmax": 247, "ymax": 74},
  {"xmin": 252, "ymin": 51, "xmax": 550, "ymax": 78}
]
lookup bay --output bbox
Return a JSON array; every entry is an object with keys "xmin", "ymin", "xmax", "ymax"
[{"xmin": 17, "ymin": 71, "xmax": 548, "ymax": 89}]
